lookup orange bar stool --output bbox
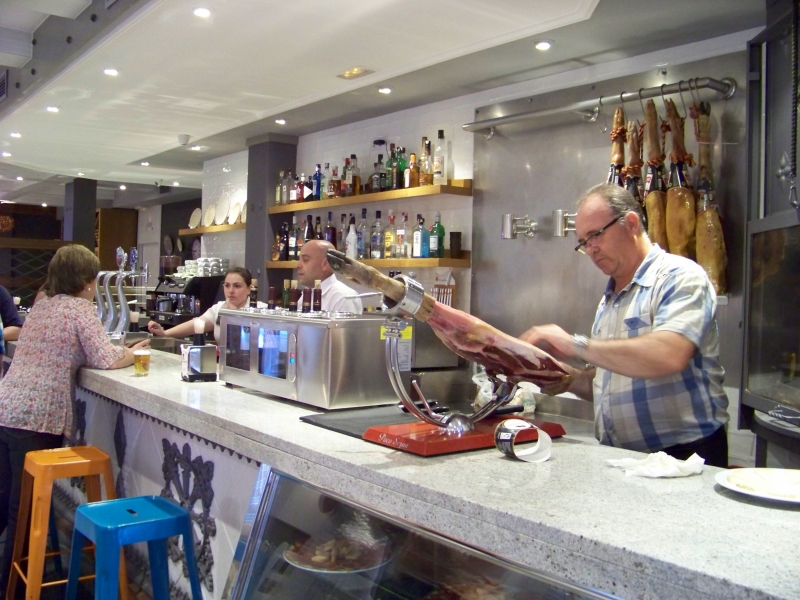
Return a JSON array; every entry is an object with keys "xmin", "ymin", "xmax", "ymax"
[{"xmin": 6, "ymin": 446, "xmax": 129, "ymax": 600}]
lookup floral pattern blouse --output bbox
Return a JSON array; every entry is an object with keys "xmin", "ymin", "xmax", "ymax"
[{"xmin": 0, "ymin": 295, "xmax": 124, "ymax": 436}]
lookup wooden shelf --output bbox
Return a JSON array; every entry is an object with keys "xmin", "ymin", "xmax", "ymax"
[
  {"xmin": 267, "ymin": 251, "xmax": 471, "ymax": 269},
  {"xmin": 178, "ymin": 222, "xmax": 246, "ymax": 236},
  {"xmin": 267, "ymin": 180, "xmax": 472, "ymax": 215}
]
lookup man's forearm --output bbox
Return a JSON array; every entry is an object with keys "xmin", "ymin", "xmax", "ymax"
[
  {"xmin": 567, "ymin": 365, "xmax": 595, "ymax": 401},
  {"xmin": 579, "ymin": 331, "xmax": 694, "ymax": 379}
]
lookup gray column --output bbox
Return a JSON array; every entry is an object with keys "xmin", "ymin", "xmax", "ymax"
[
  {"xmin": 63, "ymin": 177, "xmax": 97, "ymax": 248},
  {"xmin": 245, "ymin": 133, "xmax": 297, "ymax": 300}
]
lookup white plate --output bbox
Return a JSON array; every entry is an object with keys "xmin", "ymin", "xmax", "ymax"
[
  {"xmin": 283, "ymin": 548, "xmax": 391, "ymax": 575},
  {"xmin": 163, "ymin": 235, "xmax": 173, "ymax": 255},
  {"xmin": 227, "ymin": 202, "xmax": 241, "ymax": 225},
  {"xmin": 203, "ymin": 205, "xmax": 216, "ymax": 227},
  {"xmin": 715, "ymin": 468, "xmax": 800, "ymax": 503},
  {"xmin": 188, "ymin": 208, "xmax": 202, "ymax": 229},
  {"xmin": 176, "ymin": 237, "xmax": 183, "ymax": 253},
  {"xmin": 240, "ymin": 203, "xmax": 247, "ymax": 224},
  {"xmin": 214, "ymin": 195, "xmax": 230, "ymax": 226}
]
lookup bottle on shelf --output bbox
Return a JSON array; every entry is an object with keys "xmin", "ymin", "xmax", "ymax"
[
  {"xmin": 420, "ymin": 136, "xmax": 428, "ymax": 160},
  {"xmin": 397, "ymin": 147, "xmax": 409, "ymax": 189},
  {"xmin": 283, "ymin": 170, "xmax": 293, "ymax": 204},
  {"xmin": 338, "ymin": 213, "xmax": 347, "ymax": 251},
  {"xmin": 350, "ymin": 154, "xmax": 361, "ymax": 196},
  {"xmin": 357, "ymin": 208, "xmax": 369, "ymax": 259},
  {"xmin": 386, "ymin": 144, "xmax": 396, "ymax": 190},
  {"xmin": 280, "ymin": 221, "xmax": 290, "ymax": 261},
  {"xmin": 378, "ymin": 154, "xmax": 388, "ymax": 191},
  {"xmin": 326, "ymin": 166, "xmax": 338, "ymax": 198},
  {"xmin": 324, "ymin": 211, "xmax": 337, "ymax": 244},
  {"xmin": 370, "ymin": 210, "xmax": 383, "ymax": 259},
  {"xmin": 370, "ymin": 161, "xmax": 380, "ymax": 194},
  {"xmin": 412, "ymin": 214, "xmax": 430, "ymax": 258},
  {"xmin": 296, "ymin": 217, "xmax": 306, "ymax": 256},
  {"xmin": 303, "ymin": 174, "xmax": 314, "ymax": 202},
  {"xmin": 395, "ymin": 212, "xmax": 408, "ymax": 258},
  {"xmin": 383, "ymin": 210, "xmax": 397, "ymax": 258},
  {"xmin": 420, "ymin": 140, "xmax": 434, "ymax": 186},
  {"xmin": 345, "ymin": 214, "xmax": 358, "ymax": 259},
  {"xmin": 291, "ymin": 174, "xmax": 302, "ymax": 204},
  {"xmin": 321, "ymin": 163, "xmax": 331, "ymax": 199},
  {"xmin": 342, "ymin": 157, "xmax": 351, "ymax": 196},
  {"xmin": 304, "ymin": 215, "xmax": 315, "ymax": 241},
  {"xmin": 313, "ymin": 164, "xmax": 323, "ymax": 200},
  {"xmin": 433, "ymin": 129, "xmax": 449, "ymax": 185},
  {"xmin": 404, "ymin": 153, "xmax": 420, "ymax": 188},
  {"xmin": 288, "ymin": 215, "xmax": 299, "ymax": 260},
  {"xmin": 430, "ymin": 211, "xmax": 445, "ymax": 258},
  {"xmin": 282, "ymin": 279, "xmax": 290, "ymax": 309},
  {"xmin": 271, "ymin": 233, "xmax": 281, "ymax": 261},
  {"xmin": 392, "ymin": 147, "xmax": 404, "ymax": 190},
  {"xmin": 315, "ymin": 216, "xmax": 323, "ymax": 239},
  {"xmin": 275, "ymin": 170, "xmax": 284, "ymax": 205}
]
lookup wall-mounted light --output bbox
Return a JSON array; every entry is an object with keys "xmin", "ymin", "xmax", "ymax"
[
  {"xmin": 501, "ymin": 214, "xmax": 537, "ymax": 239},
  {"xmin": 552, "ymin": 209, "xmax": 577, "ymax": 237}
]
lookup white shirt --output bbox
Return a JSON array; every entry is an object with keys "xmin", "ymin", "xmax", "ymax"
[
  {"xmin": 202, "ymin": 299, "xmax": 261, "ymax": 340},
  {"xmin": 319, "ymin": 274, "xmax": 362, "ymax": 314}
]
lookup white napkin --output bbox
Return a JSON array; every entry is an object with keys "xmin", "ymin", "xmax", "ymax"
[{"xmin": 606, "ymin": 451, "xmax": 704, "ymax": 478}]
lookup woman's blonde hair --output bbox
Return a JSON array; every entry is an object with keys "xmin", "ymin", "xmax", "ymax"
[{"xmin": 45, "ymin": 244, "xmax": 100, "ymax": 296}]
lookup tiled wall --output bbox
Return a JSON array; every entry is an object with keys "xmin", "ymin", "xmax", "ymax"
[{"xmin": 201, "ymin": 150, "xmax": 248, "ymax": 267}]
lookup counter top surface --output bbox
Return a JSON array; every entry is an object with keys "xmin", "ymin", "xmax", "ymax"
[{"xmin": 70, "ymin": 350, "xmax": 799, "ymax": 600}]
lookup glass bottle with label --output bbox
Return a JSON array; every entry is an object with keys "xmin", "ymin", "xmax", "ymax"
[
  {"xmin": 404, "ymin": 153, "xmax": 420, "ymax": 188},
  {"xmin": 345, "ymin": 214, "xmax": 358, "ymax": 259},
  {"xmin": 395, "ymin": 212, "xmax": 408, "ymax": 258},
  {"xmin": 312, "ymin": 164, "xmax": 323, "ymax": 200},
  {"xmin": 275, "ymin": 170, "xmax": 284, "ymax": 205},
  {"xmin": 327, "ymin": 166, "xmax": 340, "ymax": 198},
  {"xmin": 350, "ymin": 154, "xmax": 361, "ymax": 196},
  {"xmin": 430, "ymin": 211, "xmax": 445, "ymax": 258},
  {"xmin": 321, "ymin": 163, "xmax": 330, "ymax": 199},
  {"xmin": 393, "ymin": 147, "xmax": 407, "ymax": 190},
  {"xmin": 371, "ymin": 158, "xmax": 381, "ymax": 193},
  {"xmin": 284, "ymin": 170, "xmax": 295, "ymax": 204},
  {"xmin": 433, "ymin": 129, "xmax": 448, "ymax": 185},
  {"xmin": 338, "ymin": 213, "xmax": 347, "ymax": 251},
  {"xmin": 296, "ymin": 218, "xmax": 306, "ymax": 256},
  {"xmin": 288, "ymin": 215, "xmax": 299, "ymax": 260},
  {"xmin": 292, "ymin": 174, "xmax": 303, "ymax": 205},
  {"xmin": 305, "ymin": 174, "xmax": 314, "ymax": 202},
  {"xmin": 315, "ymin": 216, "xmax": 323, "ymax": 239},
  {"xmin": 357, "ymin": 208, "xmax": 369, "ymax": 259},
  {"xmin": 370, "ymin": 210, "xmax": 383, "ymax": 259},
  {"xmin": 383, "ymin": 211, "xmax": 397, "ymax": 258},
  {"xmin": 420, "ymin": 140, "xmax": 434, "ymax": 186},
  {"xmin": 412, "ymin": 214, "xmax": 429, "ymax": 258},
  {"xmin": 304, "ymin": 215, "xmax": 315, "ymax": 242},
  {"xmin": 386, "ymin": 144, "xmax": 396, "ymax": 190},
  {"xmin": 323, "ymin": 211, "xmax": 337, "ymax": 244},
  {"xmin": 342, "ymin": 157, "xmax": 352, "ymax": 196},
  {"xmin": 280, "ymin": 222, "xmax": 290, "ymax": 261}
]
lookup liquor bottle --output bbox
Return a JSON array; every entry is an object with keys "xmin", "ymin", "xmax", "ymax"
[
  {"xmin": 342, "ymin": 157, "xmax": 351, "ymax": 196},
  {"xmin": 412, "ymin": 214, "xmax": 430, "ymax": 258},
  {"xmin": 350, "ymin": 154, "xmax": 361, "ymax": 196},
  {"xmin": 292, "ymin": 174, "xmax": 303, "ymax": 204},
  {"xmin": 420, "ymin": 136, "xmax": 428, "ymax": 160},
  {"xmin": 370, "ymin": 210, "xmax": 383, "ymax": 259},
  {"xmin": 357, "ymin": 208, "xmax": 369, "ymax": 259},
  {"xmin": 283, "ymin": 170, "xmax": 294, "ymax": 204},
  {"xmin": 404, "ymin": 153, "xmax": 420, "ymax": 188},
  {"xmin": 327, "ymin": 166, "xmax": 340, "ymax": 198},
  {"xmin": 304, "ymin": 215, "xmax": 315, "ymax": 241},
  {"xmin": 271, "ymin": 233, "xmax": 281, "ymax": 261},
  {"xmin": 288, "ymin": 215, "xmax": 299, "ymax": 260},
  {"xmin": 430, "ymin": 211, "xmax": 445, "ymax": 258},
  {"xmin": 321, "ymin": 163, "xmax": 331, "ymax": 199},
  {"xmin": 303, "ymin": 174, "xmax": 314, "ymax": 202},
  {"xmin": 312, "ymin": 164, "xmax": 323, "ymax": 200},
  {"xmin": 275, "ymin": 170, "xmax": 284, "ymax": 205},
  {"xmin": 397, "ymin": 147, "xmax": 408, "ymax": 189},
  {"xmin": 345, "ymin": 214, "xmax": 358, "ymax": 259},
  {"xmin": 282, "ymin": 279, "xmax": 290, "ymax": 309},
  {"xmin": 395, "ymin": 212, "xmax": 408, "ymax": 258},
  {"xmin": 378, "ymin": 154, "xmax": 388, "ymax": 191},
  {"xmin": 296, "ymin": 218, "xmax": 306, "ymax": 256},
  {"xmin": 323, "ymin": 211, "xmax": 337, "ymax": 244},
  {"xmin": 370, "ymin": 161, "xmax": 380, "ymax": 193},
  {"xmin": 420, "ymin": 140, "xmax": 434, "ymax": 186},
  {"xmin": 280, "ymin": 221, "xmax": 290, "ymax": 261},
  {"xmin": 338, "ymin": 213, "xmax": 347, "ymax": 251},
  {"xmin": 386, "ymin": 145, "xmax": 396, "ymax": 190},
  {"xmin": 433, "ymin": 129, "xmax": 449, "ymax": 185},
  {"xmin": 391, "ymin": 147, "xmax": 402, "ymax": 190},
  {"xmin": 383, "ymin": 211, "xmax": 397, "ymax": 258},
  {"xmin": 315, "ymin": 216, "xmax": 323, "ymax": 239}
]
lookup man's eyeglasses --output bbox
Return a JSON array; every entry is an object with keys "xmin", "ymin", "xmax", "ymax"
[{"xmin": 574, "ymin": 216, "xmax": 623, "ymax": 254}]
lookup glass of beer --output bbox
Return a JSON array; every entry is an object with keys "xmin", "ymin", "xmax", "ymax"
[{"xmin": 133, "ymin": 349, "xmax": 151, "ymax": 376}]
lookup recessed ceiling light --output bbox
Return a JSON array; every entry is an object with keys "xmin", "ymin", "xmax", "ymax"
[
  {"xmin": 337, "ymin": 67, "xmax": 375, "ymax": 80},
  {"xmin": 119, "ymin": 184, "xmax": 126, "ymax": 190},
  {"xmin": 190, "ymin": 146, "xmax": 202, "ymax": 151},
  {"xmin": 41, "ymin": 203, "xmax": 47, "ymax": 207},
  {"xmin": 16, "ymin": 176, "xmax": 23, "ymax": 181},
  {"xmin": 655, "ymin": 62, "xmax": 669, "ymax": 68},
  {"xmin": 46, "ymin": 106, "xmax": 60, "ymax": 113},
  {"xmin": 378, "ymin": 87, "xmax": 392, "ymax": 94},
  {"xmin": 140, "ymin": 161, "xmax": 149, "ymax": 166},
  {"xmin": 193, "ymin": 8, "xmax": 211, "ymax": 18},
  {"xmin": 534, "ymin": 40, "xmax": 552, "ymax": 51},
  {"xmin": 77, "ymin": 172, "xmax": 84, "ymax": 176},
  {"xmin": 10, "ymin": 133, "xmax": 21, "ymax": 138},
  {"xmin": 103, "ymin": 68, "xmax": 118, "ymax": 76},
  {"xmin": 1, "ymin": 152, "xmax": 10, "ymax": 158},
  {"xmin": 173, "ymin": 181, "xmax": 180, "ymax": 186},
  {"xmin": 275, "ymin": 119, "xmax": 286, "ymax": 125}
]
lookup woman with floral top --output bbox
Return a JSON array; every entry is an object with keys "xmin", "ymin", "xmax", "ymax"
[{"xmin": 0, "ymin": 244, "xmax": 149, "ymax": 596}]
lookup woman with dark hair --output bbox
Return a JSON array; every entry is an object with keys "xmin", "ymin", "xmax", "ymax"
[
  {"xmin": 0, "ymin": 244, "xmax": 150, "ymax": 594},
  {"xmin": 148, "ymin": 267, "xmax": 254, "ymax": 342}
]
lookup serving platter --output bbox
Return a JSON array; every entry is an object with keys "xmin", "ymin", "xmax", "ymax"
[
  {"xmin": 188, "ymin": 208, "xmax": 202, "ymax": 229},
  {"xmin": 214, "ymin": 195, "xmax": 230, "ymax": 226},
  {"xmin": 203, "ymin": 205, "xmax": 216, "ymax": 227},
  {"xmin": 715, "ymin": 468, "xmax": 800, "ymax": 503},
  {"xmin": 228, "ymin": 202, "xmax": 241, "ymax": 225}
]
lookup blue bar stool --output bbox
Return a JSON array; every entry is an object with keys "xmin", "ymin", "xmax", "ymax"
[{"xmin": 65, "ymin": 495, "xmax": 203, "ymax": 600}]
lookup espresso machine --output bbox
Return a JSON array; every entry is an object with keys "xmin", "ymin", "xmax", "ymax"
[{"xmin": 151, "ymin": 275, "xmax": 225, "ymax": 328}]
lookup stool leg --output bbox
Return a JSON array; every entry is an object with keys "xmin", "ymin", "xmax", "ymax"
[
  {"xmin": 147, "ymin": 539, "xmax": 170, "ymax": 600},
  {"xmin": 22, "ymin": 473, "xmax": 53, "ymax": 600},
  {"xmin": 6, "ymin": 470, "xmax": 34, "ymax": 600},
  {"xmin": 65, "ymin": 529, "xmax": 87, "ymax": 600},
  {"xmin": 84, "ymin": 473, "xmax": 103, "ymax": 503},
  {"xmin": 98, "ymin": 461, "xmax": 130, "ymax": 600},
  {"xmin": 181, "ymin": 523, "xmax": 203, "ymax": 600},
  {"xmin": 94, "ymin": 530, "xmax": 121, "ymax": 600},
  {"xmin": 48, "ymin": 503, "xmax": 64, "ymax": 578}
]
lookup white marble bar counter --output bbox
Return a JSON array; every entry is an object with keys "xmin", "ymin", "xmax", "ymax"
[{"xmin": 74, "ymin": 350, "xmax": 799, "ymax": 600}]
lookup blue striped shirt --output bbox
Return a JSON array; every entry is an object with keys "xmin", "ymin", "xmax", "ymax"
[{"xmin": 591, "ymin": 245, "xmax": 729, "ymax": 452}]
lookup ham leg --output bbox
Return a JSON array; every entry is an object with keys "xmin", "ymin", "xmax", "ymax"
[
  {"xmin": 665, "ymin": 98, "xmax": 697, "ymax": 259},
  {"xmin": 643, "ymin": 100, "xmax": 669, "ymax": 249},
  {"xmin": 326, "ymin": 250, "xmax": 573, "ymax": 394}
]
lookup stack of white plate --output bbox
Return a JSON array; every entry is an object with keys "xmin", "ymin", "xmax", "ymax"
[
  {"xmin": 209, "ymin": 257, "xmax": 222, "ymax": 276},
  {"xmin": 184, "ymin": 260, "xmax": 197, "ymax": 276},
  {"xmin": 195, "ymin": 256, "xmax": 230, "ymax": 277},
  {"xmin": 196, "ymin": 257, "xmax": 212, "ymax": 276}
]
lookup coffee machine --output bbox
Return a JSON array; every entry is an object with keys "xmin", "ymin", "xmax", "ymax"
[{"xmin": 151, "ymin": 275, "xmax": 225, "ymax": 328}]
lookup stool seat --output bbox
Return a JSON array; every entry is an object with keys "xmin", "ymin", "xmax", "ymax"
[{"xmin": 66, "ymin": 496, "xmax": 203, "ymax": 600}]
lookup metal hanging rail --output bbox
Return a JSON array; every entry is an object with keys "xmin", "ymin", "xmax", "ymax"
[{"xmin": 462, "ymin": 76, "xmax": 737, "ymax": 136}]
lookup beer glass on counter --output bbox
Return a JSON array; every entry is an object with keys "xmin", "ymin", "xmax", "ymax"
[{"xmin": 133, "ymin": 349, "xmax": 151, "ymax": 376}]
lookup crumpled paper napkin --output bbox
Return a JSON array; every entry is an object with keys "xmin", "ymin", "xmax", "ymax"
[{"xmin": 606, "ymin": 451, "xmax": 705, "ymax": 478}]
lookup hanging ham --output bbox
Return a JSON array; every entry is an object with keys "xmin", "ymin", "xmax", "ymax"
[
  {"xmin": 607, "ymin": 107, "xmax": 626, "ymax": 186},
  {"xmin": 664, "ymin": 98, "xmax": 696, "ymax": 259},
  {"xmin": 643, "ymin": 100, "xmax": 669, "ymax": 249},
  {"xmin": 625, "ymin": 119, "xmax": 644, "ymax": 207}
]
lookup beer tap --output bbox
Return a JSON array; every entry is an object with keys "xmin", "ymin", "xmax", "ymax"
[
  {"xmin": 94, "ymin": 271, "xmax": 109, "ymax": 322},
  {"xmin": 113, "ymin": 269, "xmax": 136, "ymax": 335},
  {"xmin": 102, "ymin": 271, "xmax": 119, "ymax": 333}
]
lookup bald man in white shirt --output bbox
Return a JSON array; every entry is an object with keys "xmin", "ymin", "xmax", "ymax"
[{"xmin": 297, "ymin": 240, "xmax": 362, "ymax": 314}]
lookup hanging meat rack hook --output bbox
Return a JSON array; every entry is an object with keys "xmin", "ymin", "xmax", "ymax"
[
  {"xmin": 660, "ymin": 84, "xmax": 669, "ymax": 113},
  {"xmin": 677, "ymin": 80, "xmax": 688, "ymax": 118},
  {"xmin": 688, "ymin": 78, "xmax": 701, "ymax": 106},
  {"xmin": 597, "ymin": 96, "xmax": 608, "ymax": 133},
  {"xmin": 638, "ymin": 88, "xmax": 647, "ymax": 118}
]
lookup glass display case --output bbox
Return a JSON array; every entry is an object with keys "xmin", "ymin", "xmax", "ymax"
[{"xmin": 224, "ymin": 466, "xmax": 620, "ymax": 600}]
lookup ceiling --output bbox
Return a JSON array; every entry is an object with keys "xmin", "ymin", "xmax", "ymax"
[{"xmin": 0, "ymin": 0, "xmax": 765, "ymax": 207}]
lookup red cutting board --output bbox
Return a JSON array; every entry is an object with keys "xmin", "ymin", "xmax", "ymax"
[{"xmin": 363, "ymin": 416, "xmax": 565, "ymax": 456}]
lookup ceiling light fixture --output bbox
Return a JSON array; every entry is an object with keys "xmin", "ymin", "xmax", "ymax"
[
  {"xmin": 103, "ymin": 68, "xmax": 118, "ymax": 76},
  {"xmin": 46, "ymin": 106, "xmax": 60, "ymax": 113},
  {"xmin": 378, "ymin": 87, "xmax": 392, "ymax": 94},
  {"xmin": 77, "ymin": 172, "xmax": 84, "ymax": 176},
  {"xmin": 275, "ymin": 119, "xmax": 286, "ymax": 125},
  {"xmin": 337, "ymin": 67, "xmax": 374, "ymax": 80},
  {"xmin": 190, "ymin": 146, "xmax": 202, "ymax": 151},
  {"xmin": 173, "ymin": 181, "xmax": 180, "ymax": 186},
  {"xmin": 193, "ymin": 8, "xmax": 211, "ymax": 18},
  {"xmin": 534, "ymin": 40, "xmax": 552, "ymax": 51},
  {"xmin": 16, "ymin": 176, "xmax": 23, "ymax": 181},
  {"xmin": 10, "ymin": 133, "xmax": 21, "ymax": 138},
  {"xmin": 41, "ymin": 203, "xmax": 47, "ymax": 207},
  {"xmin": 119, "ymin": 184, "xmax": 126, "ymax": 190},
  {"xmin": 140, "ymin": 161, "xmax": 149, "ymax": 166},
  {"xmin": 1, "ymin": 152, "xmax": 10, "ymax": 158}
]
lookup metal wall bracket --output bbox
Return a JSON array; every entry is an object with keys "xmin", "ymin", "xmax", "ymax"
[
  {"xmin": 552, "ymin": 209, "xmax": 577, "ymax": 237},
  {"xmin": 501, "ymin": 214, "xmax": 537, "ymax": 239}
]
